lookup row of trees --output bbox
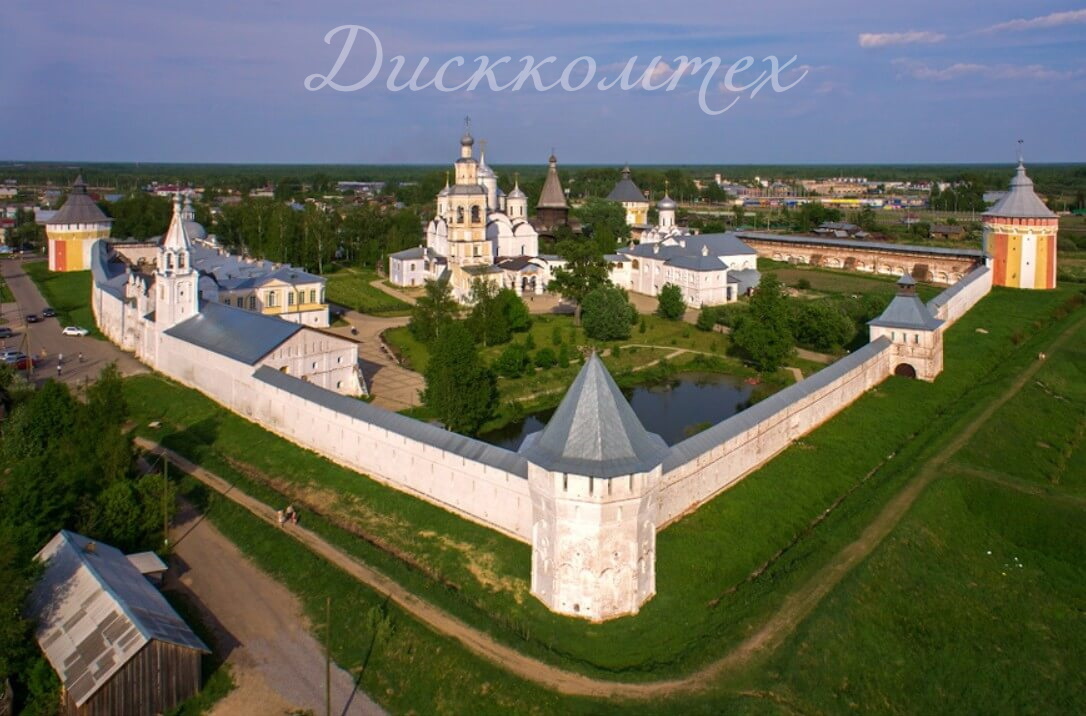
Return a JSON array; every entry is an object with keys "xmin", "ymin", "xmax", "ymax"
[{"xmin": 0, "ymin": 366, "xmax": 173, "ymax": 714}]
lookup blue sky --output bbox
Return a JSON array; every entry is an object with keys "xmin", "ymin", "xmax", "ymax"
[{"xmin": 1, "ymin": 1, "xmax": 1083, "ymax": 164}]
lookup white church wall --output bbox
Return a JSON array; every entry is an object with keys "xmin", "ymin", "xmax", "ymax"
[
  {"xmin": 927, "ymin": 266, "xmax": 992, "ymax": 327},
  {"xmin": 655, "ymin": 337, "xmax": 895, "ymax": 528}
]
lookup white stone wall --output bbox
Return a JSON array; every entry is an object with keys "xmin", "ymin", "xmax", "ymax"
[
  {"xmin": 928, "ymin": 266, "xmax": 992, "ymax": 327},
  {"xmin": 655, "ymin": 338, "xmax": 895, "ymax": 527},
  {"xmin": 239, "ymin": 377, "xmax": 533, "ymax": 541}
]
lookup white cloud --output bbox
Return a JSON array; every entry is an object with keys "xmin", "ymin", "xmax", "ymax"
[
  {"xmin": 858, "ymin": 31, "xmax": 946, "ymax": 48},
  {"xmin": 981, "ymin": 8, "xmax": 1086, "ymax": 33},
  {"xmin": 892, "ymin": 58, "xmax": 1075, "ymax": 81}
]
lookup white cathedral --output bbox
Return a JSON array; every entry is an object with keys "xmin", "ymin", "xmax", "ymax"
[{"xmin": 389, "ymin": 122, "xmax": 546, "ymax": 300}]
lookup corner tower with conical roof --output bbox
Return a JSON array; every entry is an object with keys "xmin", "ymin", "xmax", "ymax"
[
  {"xmin": 45, "ymin": 175, "xmax": 113, "ymax": 272},
  {"xmin": 520, "ymin": 353, "xmax": 669, "ymax": 620},
  {"xmin": 983, "ymin": 160, "xmax": 1059, "ymax": 289}
]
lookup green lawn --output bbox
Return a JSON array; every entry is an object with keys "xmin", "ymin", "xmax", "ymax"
[
  {"xmin": 324, "ymin": 267, "xmax": 412, "ymax": 316},
  {"xmin": 759, "ymin": 258, "xmax": 942, "ymax": 301},
  {"xmin": 22, "ymin": 261, "xmax": 102, "ymax": 337},
  {"xmin": 0, "ymin": 277, "xmax": 14, "ymax": 303},
  {"xmin": 123, "ymin": 285, "xmax": 1086, "ymax": 692}
]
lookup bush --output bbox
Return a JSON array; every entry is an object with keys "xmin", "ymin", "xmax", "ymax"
[
  {"xmin": 492, "ymin": 343, "xmax": 532, "ymax": 378},
  {"xmin": 612, "ymin": 343, "xmax": 622, "ymax": 357},
  {"xmin": 790, "ymin": 300, "xmax": 856, "ymax": 352},
  {"xmin": 696, "ymin": 307, "xmax": 718, "ymax": 331},
  {"xmin": 551, "ymin": 324, "xmax": 563, "ymax": 346},
  {"xmin": 656, "ymin": 283, "xmax": 686, "ymax": 320},
  {"xmin": 713, "ymin": 303, "xmax": 749, "ymax": 328},
  {"xmin": 797, "ymin": 278, "xmax": 812, "ymax": 290},
  {"xmin": 525, "ymin": 332, "xmax": 536, "ymax": 350},
  {"xmin": 581, "ymin": 286, "xmax": 633, "ymax": 341},
  {"xmin": 557, "ymin": 343, "xmax": 571, "ymax": 368},
  {"xmin": 533, "ymin": 348, "xmax": 557, "ymax": 369},
  {"xmin": 639, "ymin": 316, "xmax": 647, "ymax": 334}
]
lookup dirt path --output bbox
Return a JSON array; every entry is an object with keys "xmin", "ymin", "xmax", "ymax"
[
  {"xmin": 135, "ymin": 310, "xmax": 1084, "ymax": 701},
  {"xmin": 166, "ymin": 500, "xmax": 385, "ymax": 716}
]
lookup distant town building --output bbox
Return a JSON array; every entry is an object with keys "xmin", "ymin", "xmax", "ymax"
[
  {"xmin": 336, "ymin": 181, "xmax": 386, "ymax": 195},
  {"xmin": 29, "ymin": 531, "xmax": 209, "ymax": 716},
  {"xmin": 46, "ymin": 175, "xmax": 113, "ymax": 272},
  {"xmin": 983, "ymin": 160, "xmax": 1058, "ymax": 290},
  {"xmin": 929, "ymin": 224, "xmax": 966, "ymax": 241}
]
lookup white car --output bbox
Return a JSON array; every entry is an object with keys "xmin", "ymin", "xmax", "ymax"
[{"xmin": 61, "ymin": 326, "xmax": 89, "ymax": 337}]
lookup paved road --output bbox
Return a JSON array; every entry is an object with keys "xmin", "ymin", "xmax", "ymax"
[
  {"xmin": 167, "ymin": 501, "xmax": 385, "ymax": 716},
  {"xmin": 0, "ymin": 258, "xmax": 145, "ymax": 384}
]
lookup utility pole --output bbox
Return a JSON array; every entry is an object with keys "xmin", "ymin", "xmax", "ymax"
[
  {"xmin": 163, "ymin": 460, "xmax": 170, "ymax": 551},
  {"xmin": 325, "ymin": 596, "xmax": 332, "ymax": 716}
]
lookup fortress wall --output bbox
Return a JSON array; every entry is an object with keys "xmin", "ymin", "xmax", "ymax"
[
  {"xmin": 927, "ymin": 266, "xmax": 992, "ymax": 327},
  {"xmin": 240, "ymin": 371, "xmax": 534, "ymax": 542},
  {"xmin": 655, "ymin": 337, "xmax": 895, "ymax": 528}
]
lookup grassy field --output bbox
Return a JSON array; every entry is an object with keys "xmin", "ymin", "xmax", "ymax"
[
  {"xmin": 759, "ymin": 258, "xmax": 943, "ymax": 300},
  {"xmin": 22, "ymin": 261, "xmax": 102, "ymax": 337},
  {"xmin": 324, "ymin": 267, "xmax": 412, "ymax": 316},
  {"xmin": 122, "ymin": 284, "xmax": 1086, "ymax": 694}
]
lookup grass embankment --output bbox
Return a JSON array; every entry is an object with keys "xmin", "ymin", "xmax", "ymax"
[
  {"xmin": 740, "ymin": 309, "xmax": 1086, "ymax": 715},
  {"xmin": 124, "ymin": 285, "xmax": 1085, "ymax": 690},
  {"xmin": 324, "ymin": 267, "xmax": 412, "ymax": 316},
  {"xmin": 0, "ymin": 277, "xmax": 14, "ymax": 303},
  {"xmin": 22, "ymin": 261, "xmax": 102, "ymax": 337}
]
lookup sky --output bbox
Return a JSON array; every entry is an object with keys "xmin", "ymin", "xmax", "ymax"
[{"xmin": 1, "ymin": 1, "xmax": 1084, "ymax": 165}]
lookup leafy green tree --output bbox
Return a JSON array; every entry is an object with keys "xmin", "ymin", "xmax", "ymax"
[
  {"xmin": 557, "ymin": 343, "xmax": 571, "ymax": 368},
  {"xmin": 533, "ymin": 348, "xmax": 557, "ymax": 369},
  {"xmin": 103, "ymin": 193, "xmax": 172, "ymax": 240},
  {"xmin": 656, "ymin": 283, "xmax": 686, "ymax": 321},
  {"xmin": 422, "ymin": 323, "xmax": 496, "ymax": 434},
  {"xmin": 581, "ymin": 286, "xmax": 633, "ymax": 341},
  {"xmin": 497, "ymin": 290, "xmax": 532, "ymax": 333},
  {"xmin": 574, "ymin": 198, "xmax": 630, "ymax": 246},
  {"xmin": 409, "ymin": 278, "xmax": 459, "ymax": 343},
  {"xmin": 790, "ymin": 300, "xmax": 855, "ymax": 352},
  {"xmin": 732, "ymin": 274, "xmax": 794, "ymax": 371},
  {"xmin": 550, "ymin": 324, "xmax": 563, "ymax": 346},
  {"xmin": 696, "ymin": 306, "xmax": 718, "ymax": 331},
  {"xmin": 493, "ymin": 343, "xmax": 532, "ymax": 378},
  {"xmin": 548, "ymin": 239, "xmax": 611, "ymax": 324},
  {"xmin": 466, "ymin": 279, "xmax": 510, "ymax": 347}
]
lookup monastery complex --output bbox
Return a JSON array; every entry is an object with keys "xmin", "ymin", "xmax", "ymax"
[{"xmin": 87, "ymin": 159, "xmax": 1057, "ymax": 621}]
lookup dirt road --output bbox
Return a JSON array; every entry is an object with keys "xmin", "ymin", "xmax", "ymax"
[
  {"xmin": 143, "ymin": 309, "xmax": 1085, "ymax": 701},
  {"xmin": 167, "ymin": 502, "xmax": 385, "ymax": 716}
]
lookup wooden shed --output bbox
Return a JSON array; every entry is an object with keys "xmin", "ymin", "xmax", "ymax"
[{"xmin": 29, "ymin": 531, "xmax": 209, "ymax": 716}]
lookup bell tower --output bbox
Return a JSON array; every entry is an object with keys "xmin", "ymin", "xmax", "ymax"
[{"xmin": 155, "ymin": 194, "xmax": 199, "ymax": 328}]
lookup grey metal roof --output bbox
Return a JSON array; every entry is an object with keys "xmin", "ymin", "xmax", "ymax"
[
  {"xmin": 126, "ymin": 552, "xmax": 168, "ymax": 575},
  {"xmin": 30, "ymin": 531, "xmax": 208, "ymax": 707},
  {"xmin": 253, "ymin": 366, "xmax": 528, "ymax": 477},
  {"xmin": 46, "ymin": 177, "xmax": 112, "ymax": 225},
  {"xmin": 518, "ymin": 353, "xmax": 669, "ymax": 478},
  {"xmin": 727, "ymin": 268, "xmax": 761, "ymax": 291},
  {"xmin": 868, "ymin": 293, "xmax": 944, "ymax": 331},
  {"xmin": 537, "ymin": 155, "xmax": 568, "ymax": 209},
  {"xmin": 89, "ymin": 240, "xmax": 128, "ymax": 300},
  {"xmin": 164, "ymin": 300, "xmax": 302, "ymax": 364},
  {"xmin": 623, "ymin": 233, "xmax": 757, "ymax": 260},
  {"xmin": 447, "ymin": 184, "xmax": 487, "ymax": 196},
  {"xmin": 663, "ymin": 337, "xmax": 894, "ymax": 470},
  {"xmin": 738, "ymin": 231, "xmax": 985, "ymax": 259},
  {"xmin": 665, "ymin": 254, "xmax": 727, "ymax": 271},
  {"xmin": 389, "ymin": 246, "xmax": 433, "ymax": 260},
  {"xmin": 189, "ymin": 243, "xmax": 324, "ymax": 292},
  {"xmin": 607, "ymin": 167, "xmax": 648, "ymax": 204},
  {"xmin": 984, "ymin": 162, "xmax": 1056, "ymax": 219}
]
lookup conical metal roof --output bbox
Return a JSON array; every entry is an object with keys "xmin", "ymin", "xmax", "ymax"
[
  {"xmin": 46, "ymin": 175, "xmax": 111, "ymax": 226},
  {"xmin": 984, "ymin": 161, "xmax": 1056, "ymax": 219},
  {"xmin": 537, "ymin": 153, "xmax": 568, "ymax": 209},
  {"xmin": 519, "ymin": 353, "xmax": 668, "ymax": 477},
  {"xmin": 607, "ymin": 166, "xmax": 648, "ymax": 204}
]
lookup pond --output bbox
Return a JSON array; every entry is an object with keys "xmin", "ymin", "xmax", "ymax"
[{"xmin": 479, "ymin": 372, "xmax": 755, "ymax": 451}]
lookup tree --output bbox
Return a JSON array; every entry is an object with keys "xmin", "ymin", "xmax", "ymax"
[
  {"xmin": 495, "ymin": 289, "xmax": 531, "ymax": 333},
  {"xmin": 103, "ymin": 193, "xmax": 172, "ymax": 240},
  {"xmin": 466, "ymin": 279, "xmax": 509, "ymax": 347},
  {"xmin": 547, "ymin": 239, "xmax": 611, "ymax": 324},
  {"xmin": 422, "ymin": 323, "xmax": 496, "ymax": 434},
  {"xmin": 409, "ymin": 278, "xmax": 459, "ymax": 343},
  {"xmin": 732, "ymin": 274, "xmax": 794, "ymax": 371},
  {"xmin": 581, "ymin": 286, "xmax": 633, "ymax": 341},
  {"xmin": 533, "ymin": 348, "xmax": 557, "ymax": 369},
  {"xmin": 790, "ymin": 300, "xmax": 855, "ymax": 352},
  {"xmin": 493, "ymin": 343, "xmax": 532, "ymax": 378},
  {"xmin": 696, "ymin": 306, "xmax": 718, "ymax": 331},
  {"xmin": 733, "ymin": 204, "xmax": 746, "ymax": 226},
  {"xmin": 656, "ymin": 283, "xmax": 686, "ymax": 321},
  {"xmin": 574, "ymin": 198, "xmax": 629, "ymax": 252}
]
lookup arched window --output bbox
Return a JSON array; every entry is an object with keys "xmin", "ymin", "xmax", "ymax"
[
  {"xmin": 456, "ymin": 207, "xmax": 464, "ymax": 224},
  {"xmin": 471, "ymin": 205, "xmax": 481, "ymax": 223}
]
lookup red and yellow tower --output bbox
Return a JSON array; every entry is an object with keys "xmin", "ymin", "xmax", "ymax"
[
  {"xmin": 45, "ymin": 175, "xmax": 112, "ymax": 272},
  {"xmin": 983, "ymin": 161, "xmax": 1058, "ymax": 290}
]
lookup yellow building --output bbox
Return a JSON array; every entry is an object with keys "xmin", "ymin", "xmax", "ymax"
[
  {"xmin": 46, "ymin": 176, "xmax": 112, "ymax": 271},
  {"xmin": 607, "ymin": 166, "xmax": 650, "ymax": 227}
]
